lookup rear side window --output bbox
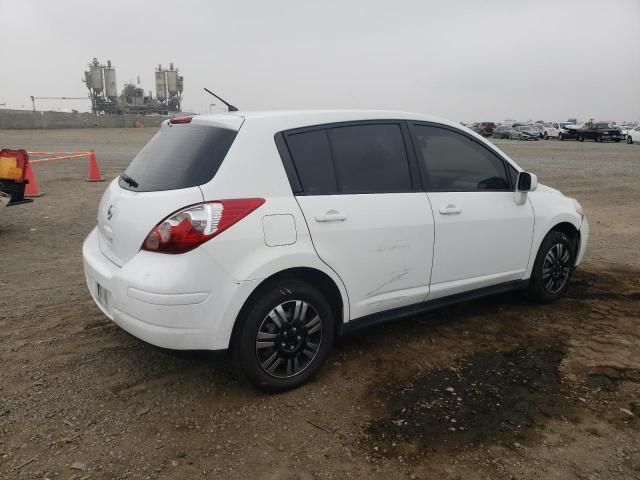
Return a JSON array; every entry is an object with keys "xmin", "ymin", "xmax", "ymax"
[
  {"xmin": 120, "ymin": 124, "xmax": 237, "ymax": 192},
  {"xmin": 411, "ymin": 124, "xmax": 510, "ymax": 192},
  {"xmin": 285, "ymin": 130, "xmax": 337, "ymax": 193},
  {"xmin": 283, "ymin": 122, "xmax": 412, "ymax": 195},
  {"xmin": 329, "ymin": 124, "xmax": 411, "ymax": 193}
]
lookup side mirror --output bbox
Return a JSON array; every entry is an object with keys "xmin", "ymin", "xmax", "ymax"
[{"xmin": 517, "ymin": 171, "xmax": 538, "ymax": 192}]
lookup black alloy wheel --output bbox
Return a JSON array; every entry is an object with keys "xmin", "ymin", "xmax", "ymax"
[
  {"xmin": 233, "ymin": 279, "xmax": 335, "ymax": 392},
  {"xmin": 528, "ymin": 230, "xmax": 575, "ymax": 303},
  {"xmin": 255, "ymin": 300, "xmax": 322, "ymax": 379},
  {"xmin": 541, "ymin": 243, "xmax": 572, "ymax": 295}
]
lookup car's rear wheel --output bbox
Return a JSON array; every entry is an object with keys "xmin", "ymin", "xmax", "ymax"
[
  {"xmin": 558, "ymin": 133, "xmax": 564, "ymax": 141},
  {"xmin": 597, "ymin": 134, "xmax": 602, "ymax": 142},
  {"xmin": 543, "ymin": 132, "xmax": 548, "ymax": 140},
  {"xmin": 578, "ymin": 135, "xmax": 584, "ymax": 142},
  {"xmin": 233, "ymin": 279, "xmax": 335, "ymax": 392},
  {"xmin": 628, "ymin": 135, "xmax": 634, "ymax": 144},
  {"xmin": 527, "ymin": 231, "xmax": 575, "ymax": 303}
]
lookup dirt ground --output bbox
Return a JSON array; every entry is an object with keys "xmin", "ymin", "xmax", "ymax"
[{"xmin": 1, "ymin": 128, "xmax": 639, "ymax": 480}]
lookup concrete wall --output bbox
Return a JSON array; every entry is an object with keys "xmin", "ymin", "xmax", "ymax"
[{"xmin": 0, "ymin": 110, "xmax": 170, "ymax": 129}]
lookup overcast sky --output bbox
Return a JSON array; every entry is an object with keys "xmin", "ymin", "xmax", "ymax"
[{"xmin": 1, "ymin": 0, "xmax": 639, "ymax": 122}]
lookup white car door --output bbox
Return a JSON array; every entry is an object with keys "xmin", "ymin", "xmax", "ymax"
[
  {"xmin": 409, "ymin": 123, "xmax": 534, "ymax": 299},
  {"xmin": 282, "ymin": 122, "xmax": 435, "ymax": 320}
]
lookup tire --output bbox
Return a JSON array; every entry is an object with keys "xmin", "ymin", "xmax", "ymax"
[
  {"xmin": 558, "ymin": 133, "xmax": 564, "ymax": 141},
  {"xmin": 614, "ymin": 139, "xmax": 620, "ymax": 143},
  {"xmin": 527, "ymin": 230, "xmax": 575, "ymax": 303},
  {"xmin": 628, "ymin": 135, "xmax": 633, "ymax": 144},
  {"xmin": 232, "ymin": 279, "xmax": 335, "ymax": 392},
  {"xmin": 597, "ymin": 134, "xmax": 602, "ymax": 142},
  {"xmin": 543, "ymin": 132, "xmax": 548, "ymax": 140},
  {"xmin": 578, "ymin": 135, "xmax": 584, "ymax": 142}
]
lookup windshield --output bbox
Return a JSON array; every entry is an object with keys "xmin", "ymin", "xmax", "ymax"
[{"xmin": 120, "ymin": 124, "xmax": 237, "ymax": 192}]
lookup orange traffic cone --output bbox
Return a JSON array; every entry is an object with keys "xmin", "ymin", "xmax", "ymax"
[
  {"xmin": 24, "ymin": 163, "xmax": 43, "ymax": 197},
  {"xmin": 86, "ymin": 149, "xmax": 104, "ymax": 182}
]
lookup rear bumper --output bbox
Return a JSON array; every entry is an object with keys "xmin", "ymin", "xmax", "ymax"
[{"xmin": 82, "ymin": 227, "xmax": 249, "ymax": 350}]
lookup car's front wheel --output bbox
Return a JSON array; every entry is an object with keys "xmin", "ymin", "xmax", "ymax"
[
  {"xmin": 543, "ymin": 132, "xmax": 548, "ymax": 140},
  {"xmin": 628, "ymin": 135, "xmax": 634, "ymax": 144},
  {"xmin": 527, "ymin": 231, "xmax": 575, "ymax": 303},
  {"xmin": 233, "ymin": 279, "xmax": 335, "ymax": 392}
]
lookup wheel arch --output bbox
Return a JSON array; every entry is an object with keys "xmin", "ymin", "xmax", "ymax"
[
  {"xmin": 229, "ymin": 266, "xmax": 347, "ymax": 352},
  {"xmin": 549, "ymin": 221, "xmax": 580, "ymax": 258},
  {"xmin": 524, "ymin": 202, "xmax": 583, "ymax": 280}
]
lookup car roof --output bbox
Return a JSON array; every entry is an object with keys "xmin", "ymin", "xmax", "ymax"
[
  {"xmin": 194, "ymin": 109, "xmax": 463, "ymax": 131},
  {"xmin": 191, "ymin": 109, "xmax": 523, "ymax": 172}
]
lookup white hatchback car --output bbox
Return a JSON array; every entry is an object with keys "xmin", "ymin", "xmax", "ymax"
[
  {"xmin": 83, "ymin": 110, "xmax": 588, "ymax": 391},
  {"xmin": 627, "ymin": 126, "xmax": 640, "ymax": 144}
]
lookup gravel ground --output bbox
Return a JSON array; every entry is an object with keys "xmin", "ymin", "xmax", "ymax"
[{"xmin": 0, "ymin": 128, "xmax": 639, "ymax": 479}]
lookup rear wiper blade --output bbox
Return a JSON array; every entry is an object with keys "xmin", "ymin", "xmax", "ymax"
[{"xmin": 120, "ymin": 173, "xmax": 139, "ymax": 188}]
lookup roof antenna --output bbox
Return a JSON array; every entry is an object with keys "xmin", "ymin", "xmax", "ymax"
[{"xmin": 204, "ymin": 88, "xmax": 238, "ymax": 112}]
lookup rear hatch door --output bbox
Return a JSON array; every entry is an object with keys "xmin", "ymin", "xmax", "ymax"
[{"xmin": 97, "ymin": 116, "xmax": 243, "ymax": 266}]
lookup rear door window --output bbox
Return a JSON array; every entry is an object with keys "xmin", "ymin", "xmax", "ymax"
[
  {"xmin": 120, "ymin": 124, "xmax": 237, "ymax": 192},
  {"xmin": 411, "ymin": 124, "xmax": 511, "ymax": 192},
  {"xmin": 283, "ymin": 122, "xmax": 413, "ymax": 195}
]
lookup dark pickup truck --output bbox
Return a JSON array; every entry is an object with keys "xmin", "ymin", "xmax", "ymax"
[{"xmin": 577, "ymin": 121, "xmax": 624, "ymax": 142}]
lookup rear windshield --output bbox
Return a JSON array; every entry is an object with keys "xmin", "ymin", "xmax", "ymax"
[{"xmin": 119, "ymin": 124, "xmax": 237, "ymax": 192}]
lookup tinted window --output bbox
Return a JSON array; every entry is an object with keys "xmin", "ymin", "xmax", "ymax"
[
  {"xmin": 285, "ymin": 129, "xmax": 337, "ymax": 193},
  {"xmin": 120, "ymin": 124, "xmax": 236, "ymax": 192},
  {"xmin": 329, "ymin": 124, "xmax": 411, "ymax": 193},
  {"xmin": 411, "ymin": 125, "xmax": 510, "ymax": 192}
]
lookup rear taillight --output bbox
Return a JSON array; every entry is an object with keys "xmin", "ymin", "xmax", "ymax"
[{"xmin": 141, "ymin": 198, "xmax": 265, "ymax": 254}]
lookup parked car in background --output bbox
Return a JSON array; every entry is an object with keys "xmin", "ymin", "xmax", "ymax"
[
  {"xmin": 541, "ymin": 123, "xmax": 560, "ymax": 139},
  {"xmin": 619, "ymin": 125, "xmax": 635, "ymax": 137},
  {"xmin": 474, "ymin": 122, "xmax": 496, "ymax": 137},
  {"xmin": 532, "ymin": 124, "xmax": 545, "ymax": 138},
  {"xmin": 577, "ymin": 121, "xmax": 624, "ymax": 142},
  {"xmin": 512, "ymin": 125, "xmax": 539, "ymax": 140},
  {"xmin": 627, "ymin": 126, "xmax": 640, "ymax": 144},
  {"xmin": 558, "ymin": 123, "xmax": 581, "ymax": 141},
  {"xmin": 492, "ymin": 125, "xmax": 515, "ymax": 139},
  {"xmin": 82, "ymin": 110, "xmax": 588, "ymax": 391}
]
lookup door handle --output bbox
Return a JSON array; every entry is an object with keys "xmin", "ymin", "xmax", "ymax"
[
  {"xmin": 439, "ymin": 204, "xmax": 462, "ymax": 215},
  {"xmin": 315, "ymin": 210, "xmax": 347, "ymax": 222}
]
